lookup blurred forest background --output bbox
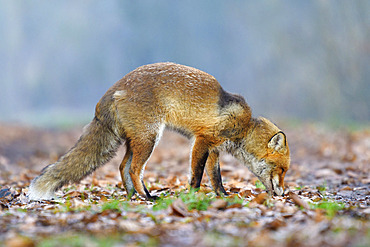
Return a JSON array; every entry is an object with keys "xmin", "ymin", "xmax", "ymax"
[{"xmin": 1, "ymin": 0, "xmax": 369, "ymax": 127}]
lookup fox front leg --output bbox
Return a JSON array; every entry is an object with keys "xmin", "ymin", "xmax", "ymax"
[
  {"xmin": 189, "ymin": 138, "xmax": 210, "ymax": 189},
  {"xmin": 205, "ymin": 150, "xmax": 227, "ymax": 195}
]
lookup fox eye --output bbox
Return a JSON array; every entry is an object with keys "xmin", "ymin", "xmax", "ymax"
[{"xmin": 281, "ymin": 168, "xmax": 285, "ymax": 173}]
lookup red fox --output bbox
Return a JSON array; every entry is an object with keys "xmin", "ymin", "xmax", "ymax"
[{"xmin": 28, "ymin": 62, "xmax": 290, "ymax": 201}]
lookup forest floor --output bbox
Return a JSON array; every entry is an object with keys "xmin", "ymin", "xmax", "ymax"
[{"xmin": 0, "ymin": 123, "xmax": 369, "ymax": 247}]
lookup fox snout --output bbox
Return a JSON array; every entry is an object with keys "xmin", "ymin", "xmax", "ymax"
[
  {"xmin": 271, "ymin": 174, "xmax": 284, "ymax": 196},
  {"xmin": 257, "ymin": 171, "xmax": 285, "ymax": 196},
  {"xmin": 249, "ymin": 160, "xmax": 286, "ymax": 196}
]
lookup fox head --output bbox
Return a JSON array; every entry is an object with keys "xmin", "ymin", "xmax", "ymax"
[{"xmin": 233, "ymin": 117, "xmax": 290, "ymax": 196}]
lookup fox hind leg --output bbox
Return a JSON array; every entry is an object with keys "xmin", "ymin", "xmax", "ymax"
[
  {"xmin": 119, "ymin": 142, "xmax": 155, "ymax": 200},
  {"xmin": 119, "ymin": 145, "xmax": 135, "ymax": 198},
  {"xmin": 129, "ymin": 138, "xmax": 157, "ymax": 200}
]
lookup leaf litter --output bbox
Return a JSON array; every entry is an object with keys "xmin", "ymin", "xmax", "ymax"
[{"xmin": 0, "ymin": 124, "xmax": 369, "ymax": 246}]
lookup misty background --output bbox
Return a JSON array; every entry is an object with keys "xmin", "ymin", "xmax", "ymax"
[{"xmin": 1, "ymin": 0, "xmax": 369, "ymax": 127}]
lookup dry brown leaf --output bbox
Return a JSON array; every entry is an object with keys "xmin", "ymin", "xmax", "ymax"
[
  {"xmin": 289, "ymin": 191, "xmax": 310, "ymax": 210},
  {"xmin": 340, "ymin": 186, "xmax": 352, "ymax": 191},
  {"xmin": 5, "ymin": 236, "xmax": 35, "ymax": 247},
  {"xmin": 314, "ymin": 209, "xmax": 326, "ymax": 222},
  {"xmin": 265, "ymin": 217, "xmax": 287, "ymax": 230},
  {"xmin": 82, "ymin": 214, "xmax": 99, "ymax": 224},
  {"xmin": 99, "ymin": 195, "xmax": 108, "ymax": 202},
  {"xmin": 229, "ymin": 187, "xmax": 241, "ymax": 193},
  {"xmin": 253, "ymin": 188, "xmax": 263, "ymax": 194},
  {"xmin": 148, "ymin": 183, "xmax": 164, "ymax": 191},
  {"xmin": 170, "ymin": 198, "xmax": 190, "ymax": 217},
  {"xmin": 239, "ymin": 189, "xmax": 253, "ymax": 198},
  {"xmin": 227, "ymin": 203, "xmax": 243, "ymax": 209},
  {"xmin": 64, "ymin": 190, "xmax": 88, "ymax": 199},
  {"xmin": 211, "ymin": 199, "xmax": 228, "ymax": 210},
  {"xmin": 92, "ymin": 176, "xmax": 100, "ymax": 186},
  {"xmin": 251, "ymin": 192, "xmax": 268, "ymax": 205},
  {"xmin": 198, "ymin": 185, "xmax": 213, "ymax": 194}
]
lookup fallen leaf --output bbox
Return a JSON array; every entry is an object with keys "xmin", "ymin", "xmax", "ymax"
[
  {"xmin": 82, "ymin": 213, "xmax": 99, "ymax": 224},
  {"xmin": 211, "ymin": 199, "xmax": 228, "ymax": 210},
  {"xmin": 229, "ymin": 187, "xmax": 241, "ymax": 193},
  {"xmin": 5, "ymin": 236, "xmax": 35, "ymax": 247},
  {"xmin": 199, "ymin": 185, "xmax": 213, "ymax": 194},
  {"xmin": 170, "ymin": 198, "xmax": 190, "ymax": 217},
  {"xmin": 227, "ymin": 203, "xmax": 243, "ymax": 209},
  {"xmin": 289, "ymin": 191, "xmax": 310, "ymax": 210},
  {"xmin": 239, "ymin": 189, "xmax": 253, "ymax": 198},
  {"xmin": 265, "ymin": 217, "xmax": 286, "ymax": 230},
  {"xmin": 251, "ymin": 192, "xmax": 268, "ymax": 205},
  {"xmin": 340, "ymin": 186, "xmax": 352, "ymax": 191},
  {"xmin": 314, "ymin": 209, "xmax": 326, "ymax": 222},
  {"xmin": 64, "ymin": 190, "xmax": 88, "ymax": 199}
]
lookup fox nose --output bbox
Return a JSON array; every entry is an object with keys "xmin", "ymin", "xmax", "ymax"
[
  {"xmin": 273, "ymin": 186, "xmax": 284, "ymax": 196},
  {"xmin": 271, "ymin": 175, "xmax": 284, "ymax": 196},
  {"xmin": 273, "ymin": 190, "xmax": 285, "ymax": 196}
]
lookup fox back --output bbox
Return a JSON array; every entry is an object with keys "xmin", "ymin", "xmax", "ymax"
[{"xmin": 105, "ymin": 62, "xmax": 251, "ymax": 143}]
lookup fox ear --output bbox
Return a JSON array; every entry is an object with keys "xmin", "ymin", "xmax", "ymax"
[{"xmin": 268, "ymin": 132, "xmax": 287, "ymax": 153}]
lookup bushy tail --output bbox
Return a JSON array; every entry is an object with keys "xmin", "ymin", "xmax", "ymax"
[{"xmin": 28, "ymin": 118, "xmax": 122, "ymax": 200}]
